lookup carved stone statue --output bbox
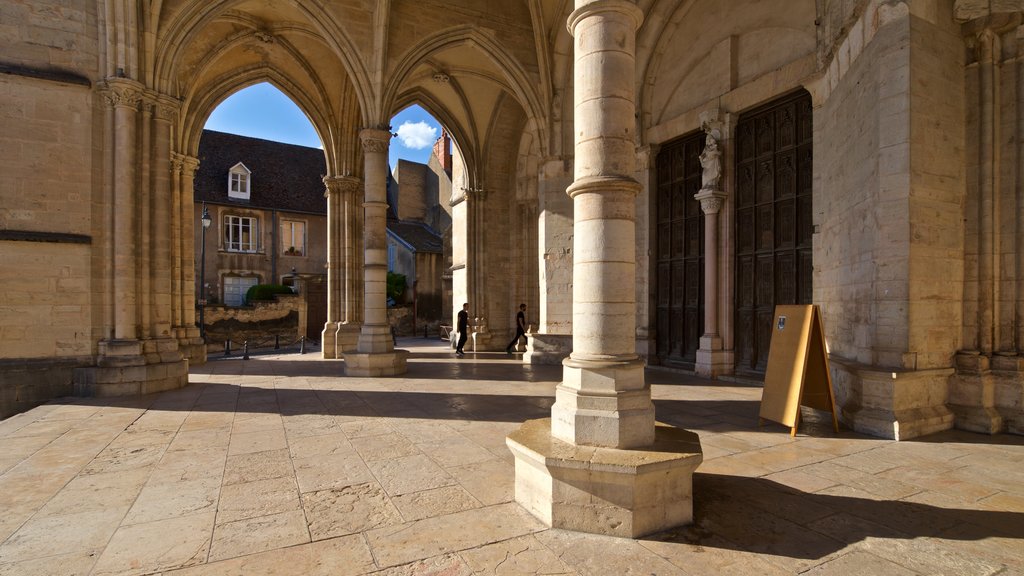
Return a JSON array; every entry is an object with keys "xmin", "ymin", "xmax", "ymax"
[{"xmin": 699, "ymin": 133, "xmax": 721, "ymax": 191}]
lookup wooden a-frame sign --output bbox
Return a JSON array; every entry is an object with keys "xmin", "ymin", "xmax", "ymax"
[{"xmin": 758, "ymin": 304, "xmax": 839, "ymax": 436}]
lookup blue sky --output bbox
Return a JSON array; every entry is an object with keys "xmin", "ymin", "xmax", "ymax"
[{"xmin": 204, "ymin": 82, "xmax": 442, "ymax": 169}]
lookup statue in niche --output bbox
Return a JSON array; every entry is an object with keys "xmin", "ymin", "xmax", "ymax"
[{"xmin": 699, "ymin": 131, "xmax": 721, "ymax": 191}]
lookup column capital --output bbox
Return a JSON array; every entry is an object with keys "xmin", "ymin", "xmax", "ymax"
[
  {"xmin": 323, "ymin": 175, "xmax": 362, "ymax": 198},
  {"xmin": 101, "ymin": 77, "xmax": 145, "ymax": 110},
  {"xmin": 151, "ymin": 94, "xmax": 181, "ymax": 123},
  {"xmin": 694, "ymin": 189, "xmax": 727, "ymax": 215},
  {"xmin": 567, "ymin": 0, "xmax": 644, "ymax": 35},
  {"xmin": 359, "ymin": 128, "xmax": 392, "ymax": 154},
  {"xmin": 172, "ymin": 153, "xmax": 200, "ymax": 176}
]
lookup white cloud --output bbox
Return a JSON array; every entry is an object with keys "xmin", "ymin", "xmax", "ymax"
[{"xmin": 395, "ymin": 121, "xmax": 437, "ymax": 150}]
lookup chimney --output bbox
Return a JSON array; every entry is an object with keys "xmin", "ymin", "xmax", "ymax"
[{"xmin": 432, "ymin": 129, "xmax": 452, "ymax": 174}]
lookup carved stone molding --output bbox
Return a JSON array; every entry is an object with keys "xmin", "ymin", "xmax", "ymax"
[
  {"xmin": 323, "ymin": 175, "xmax": 362, "ymax": 197},
  {"xmin": 360, "ymin": 129, "xmax": 391, "ymax": 154},
  {"xmin": 694, "ymin": 189, "xmax": 726, "ymax": 215},
  {"xmin": 172, "ymin": 153, "xmax": 199, "ymax": 177},
  {"xmin": 463, "ymin": 187, "xmax": 488, "ymax": 202},
  {"xmin": 101, "ymin": 78, "xmax": 144, "ymax": 110},
  {"xmin": 567, "ymin": 0, "xmax": 644, "ymax": 35},
  {"xmin": 151, "ymin": 95, "xmax": 181, "ymax": 122}
]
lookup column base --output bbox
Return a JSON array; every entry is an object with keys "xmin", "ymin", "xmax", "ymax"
[
  {"xmin": 176, "ymin": 326, "xmax": 206, "ymax": 365},
  {"xmin": 949, "ymin": 351, "xmax": 1024, "ymax": 435},
  {"xmin": 552, "ymin": 358, "xmax": 654, "ymax": 448},
  {"xmin": 321, "ymin": 322, "xmax": 339, "ymax": 359},
  {"xmin": 524, "ymin": 333, "xmax": 572, "ymax": 365},
  {"xmin": 471, "ymin": 330, "xmax": 491, "ymax": 352},
  {"xmin": 695, "ymin": 335, "xmax": 733, "ymax": 377},
  {"xmin": 73, "ymin": 359, "xmax": 188, "ymax": 397},
  {"xmin": 506, "ymin": 418, "xmax": 702, "ymax": 538},
  {"xmin": 323, "ymin": 322, "xmax": 362, "ymax": 359},
  {"xmin": 831, "ymin": 356, "xmax": 954, "ymax": 440},
  {"xmin": 344, "ymin": 350, "xmax": 409, "ymax": 377}
]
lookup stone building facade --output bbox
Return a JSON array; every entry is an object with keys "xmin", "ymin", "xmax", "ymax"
[{"xmin": 0, "ymin": 0, "xmax": 1022, "ymax": 477}]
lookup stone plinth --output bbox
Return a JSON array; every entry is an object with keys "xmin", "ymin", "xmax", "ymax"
[
  {"xmin": 524, "ymin": 333, "xmax": 572, "ymax": 365},
  {"xmin": 507, "ymin": 418, "xmax": 702, "ymax": 538},
  {"xmin": 73, "ymin": 358, "xmax": 188, "ymax": 397},
  {"xmin": 344, "ymin": 350, "xmax": 409, "ymax": 377},
  {"xmin": 832, "ymin": 358, "xmax": 954, "ymax": 440}
]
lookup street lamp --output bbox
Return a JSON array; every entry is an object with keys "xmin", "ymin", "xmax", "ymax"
[{"xmin": 199, "ymin": 202, "xmax": 212, "ymax": 340}]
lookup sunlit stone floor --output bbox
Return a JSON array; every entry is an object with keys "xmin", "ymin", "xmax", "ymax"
[{"xmin": 0, "ymin": 338, "xmax": 1021, "ymax": 575}]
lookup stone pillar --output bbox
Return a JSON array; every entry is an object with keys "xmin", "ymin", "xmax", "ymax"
[
  {"xmin": 106, "ymin": 79, "xmax": 142, "ymax": 343},
  {"xmin": 345, "ymin": 129, "xmax": 408, "ymax": 376},
  {"xmin": 508, "ymin": 0, "xmax": 701, "ymax": 539},
  {"xmin": 693, "ymin": 116, "xmax": 730, "ymax": 377},
  {"xmin": 526, "ymin": 157, "xmax": 575, "ymax": 365},
  {"xmin": 322, "ymin": 175, "xmax": 362, "ymax": 358},
  {"xmin": 150, "ymin": 98, "xmax": 176, "ymax": 340},
  {"xmin": 552, "ymin": 0, "xmax": 652, "ymax": 450},
  {"xmin": 174, "ymin": 154, "xmax": 204, "ymax": 362},
  {"xmin": 694, "ymin": 188, "xmax": 727, "ymax": 376}
]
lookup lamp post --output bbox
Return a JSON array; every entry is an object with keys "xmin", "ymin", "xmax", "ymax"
[{"xmin": 199, "ymin": 202, "xmax": 212, "ymax": 339}]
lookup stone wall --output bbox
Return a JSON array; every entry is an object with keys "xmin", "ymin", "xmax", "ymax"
[{"xmin": 202, "ymin": 293, "xmax": 306, "ymax": 350}]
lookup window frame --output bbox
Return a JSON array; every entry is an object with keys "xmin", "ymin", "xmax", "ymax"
[
  {"xmin": 228, "ymin": 162, "xmax": 252, "ymax": 200},
  {"xmin": 224, "ymin": 214, "xmax": 259, "ymax": 253},
  {"xmin": 280, "ymin": 219, "xmax": 307, "ymax": 257}
]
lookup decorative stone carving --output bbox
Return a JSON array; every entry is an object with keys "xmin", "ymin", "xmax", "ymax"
[
  {"xmin": 699, "ymin": 133, "xmax": 721, "ymax": 191},
  {"xmin": 360, "ymin": 130, "xmax": 391, "ymax": 154},
  {"xmin": 323, "ymin": 175, "xmax": 361, "ymax": 198},
  {"xmin": 102, "ymin": 79, "xmax": 143, "ymax": 109}
]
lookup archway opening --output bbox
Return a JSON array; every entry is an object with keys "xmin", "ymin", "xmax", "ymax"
[
  {"xmin": 386, "ymin": 104, "xmax": 456, "ymax": 338},
  {"xmin": 195, "ymin": 82, "xmax": 328, "ymax": 344}
]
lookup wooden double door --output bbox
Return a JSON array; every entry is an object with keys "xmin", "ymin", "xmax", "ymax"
[
  {"xmin": 653, "ymin": 90, "xmax": 813, "ymax": 375},
  {"xmin": 734, "ymin": 90, "xmax": 814, "ymax": 375}
]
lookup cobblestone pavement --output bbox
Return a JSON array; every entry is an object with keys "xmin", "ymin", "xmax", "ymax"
[{"xmin": 0, "ymin": 338, "xmax": 1022, "ymax": 575}]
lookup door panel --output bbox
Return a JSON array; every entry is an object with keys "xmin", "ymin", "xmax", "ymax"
[
  {"xmin": 735, "ymin": 91, "xmax": 814, "ymax": 375},
  {"xmin": 654, "ymin": 131, "xmax": 705, "ymax": 368}
]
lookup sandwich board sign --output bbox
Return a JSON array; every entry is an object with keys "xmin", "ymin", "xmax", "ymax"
[{"xmin": 758, "ymin": 304, "xmax": 838, "ymax": 436}]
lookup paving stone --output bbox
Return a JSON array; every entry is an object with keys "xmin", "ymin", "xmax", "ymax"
[
  {"xmin": 164, "ymin": 534, "xmax": 375, "ymax": 575},
  {"xmin": 365, "ymin": 503, "xmax": 544, "ymax": 568},
  {"xmin": 208, "ymin": 509, "xmax": 310, "ymax": 562},
  {"xmin": 90, "ymin": 512, "xmax": 216, "ymax": 576},
  {"xmin": 303, "ymin": 482, "xmax": 404, "ymax": 540},
  {"xmin": 459, "ymin": 535, "xmax": 575, "ymax": 575},
  {"xmin": 216, "ymin": 476, "xmax": 301, "ymax": 523},
  {"xmin": 391, "ymin": 484, "xmax": 481, "ymax": 522},
  {"xmin": 367, "ymin": 454, "xmax": 455, "ymax": 497},
  {"xmin": 222, "ymin": 448, "xmax": 292, "ymax": 485}
]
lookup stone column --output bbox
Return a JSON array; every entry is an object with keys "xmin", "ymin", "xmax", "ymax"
[
  {"xmin": 150, "ymin": 98, "xmax": 176, "ymax": 340},
  {"xmin": 105, "ymin": 79, "xmax": 143, "ymax": 344},
  {"xmin": 322, "ymin": 175, "xmax": 362, "ymax": 358},
  {"xmin": 345, "ymin": 129, "xmax": 408, "ymax": 376},
  {"xmin": 551, "ymin": 0, "xmax": 652, "ymax": 449},
  {"xmin": 694, "ymin": 188, "xmax": 727, "ymax": 376},
  {"xmin": 507, "ymin": 0, "xmax": 702, "ymax": 539},
  {"xmin": 526, "ymin": 157, "xmax": 575, "ymax": 365}
]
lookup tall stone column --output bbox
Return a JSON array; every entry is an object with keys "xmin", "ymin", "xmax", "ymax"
[
  {"xmin": 105, "ymin": 79, "xmax": 142, "ymax": 344},
  {"xmin": 507, "ymin": 0, "xmax": 701, "ymax": 539},
  {"xmin": 322, "ymin": 175, "xmax": 362, "ymax": 358},
  {"xmin": 552, "ymin": 0, "xmax": 652, "ymax": 449},
  {"xmin": 150, "ymin": 98, "xmax": 177, "ymax": 340},
  {"xmin": 345, "ymin": 129, "xmax": 408, "ymax": 376}
]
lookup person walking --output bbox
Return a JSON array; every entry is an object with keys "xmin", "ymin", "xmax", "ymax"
[
  {"xmin": 455, "ymin": 302, "xmax": 469, "ymax": 356},
  {"xmin": 506, "ymin": 303, "xmax": 527, "ymax": 354}
]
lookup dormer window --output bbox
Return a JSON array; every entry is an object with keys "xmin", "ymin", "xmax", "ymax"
[{"xmin": 228, "ymin": 162, "xmax": 251, "ymax": 200}]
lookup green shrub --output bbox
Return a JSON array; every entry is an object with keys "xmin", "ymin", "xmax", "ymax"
[
  {"xmin": 245, "ymin": 284, "xmax": 294, "ymax": 303},
  {"xmin": 387, "ymin": 272, "xmax": 406, "ymax": 305}
]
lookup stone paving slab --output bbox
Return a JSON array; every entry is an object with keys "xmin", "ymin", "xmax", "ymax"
[{"xmin": 0, "ymin": 338, "xmax": 1022, "ymax": 575}]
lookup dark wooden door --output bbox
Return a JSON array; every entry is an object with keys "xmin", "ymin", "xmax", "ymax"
[
  {"xmin": 735, "ymin": 90, "xmax": 814, "ymax": 375},
  {"xmin": 655, "ymin": 132, "xmax": 704, "ymax": 368},
  {"xmin": 304, "ymin": 274, "xmax": 327, "ymax": 343}
]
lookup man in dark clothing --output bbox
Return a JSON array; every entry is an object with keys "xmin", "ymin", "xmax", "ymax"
[
  {"xmin": 455, "ymin": 302, "xmax": 469, "ymax": 356},
  {"xmin": 506, "ymin": 303, "xmax": 528, "ymax": 354}
]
